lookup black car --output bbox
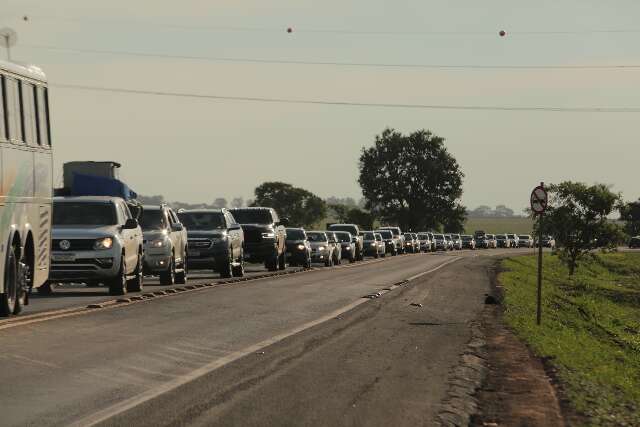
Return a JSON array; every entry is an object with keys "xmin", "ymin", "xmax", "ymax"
[
  {"xmin": 229, "ymin": 207, "xmax": 288, "ymax": 271},
  {"xmin": 285, "ymin": 228, "xmax": 312, "ymax": 268},
  {"xmin": 629, "ymin": 236, "xmax": 640, "ymax": 248},
  {"xmin": 177, "ymin": 209, "xmax": 245, "ymax": 278}
]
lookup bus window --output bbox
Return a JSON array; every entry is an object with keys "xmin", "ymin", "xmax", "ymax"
[
  {"xmin": 35, "ymin": 86, "xmax": 49, "ymax": 146},
  {"xmin": 21, "ymin": 82, "xmax": 37, "ymax": 145},
  {"xmin": 0, "ymin": 75, "xmax": 6, "ymax": 141},
  {"xmin": 5, "ymin": 77, "xmax": 22, "ymax": 142}
]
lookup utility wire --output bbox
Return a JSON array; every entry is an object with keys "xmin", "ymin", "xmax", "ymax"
[
  {"xmin": 18, "ymin": 15, "xmax": 640, "ymax": 36},
  {"xmin": 50, "ymin": 83, "xmax": 640, "ymax": 113},
  {"xmin": 21, "ymin": 44, "xmax": 640, "ymax": 70}
]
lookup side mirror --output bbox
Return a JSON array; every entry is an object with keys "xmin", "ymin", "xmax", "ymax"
[
  {"xmin": 171, "ymin": 223, "xmax": 184, "ymax": 232},
  {"xmin": 279, "ymin": 217, "xmax": 289, "ymax": 227},
  {"xmin": 123, "ymin": 218, "xmax": 139, "ymax": 230},
  {"xmin": 229, "ymin": 223, "xmax": 242, "ymax": 231}
]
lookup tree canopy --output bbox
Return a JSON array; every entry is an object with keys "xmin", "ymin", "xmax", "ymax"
[
  {"xmin": 252, "ymin": 181, "xmax": 327, "ymax": 228},
  {"xmin": 619, "ymin": 199, "xmax": 640, "ymax": 237},
  {"xmin": 358, "ymin": 128, "xmax": 465, "ymax": 232},
  {"xmin": 541, "ymin": 181, "xmax": 623, "ymax": 275}
]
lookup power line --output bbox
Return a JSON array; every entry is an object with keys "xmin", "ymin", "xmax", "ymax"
[
  {"xmin": 18, "ymin": 15, "xmax": 640, "ymax": 36},
  {"xmin": 21, "ymin": 44, "xmax": 640, "ymax": 70},
  {"xmin": 50, "ymin": 83, "xmax": 640, "ymax": 113}
]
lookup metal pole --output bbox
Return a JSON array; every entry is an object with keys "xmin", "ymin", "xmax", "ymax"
[
  {"xmin": 3, "ymin": 35, "xmax": 10, "ymax": 61},
  {"xmin": 536, "ymin": 182, "xmax": 544, "ymax": 325}
]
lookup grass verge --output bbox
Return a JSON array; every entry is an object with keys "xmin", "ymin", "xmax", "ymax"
[{"xmin": 499, "ymin": 253, "xmax": 640, "ymax": 426}]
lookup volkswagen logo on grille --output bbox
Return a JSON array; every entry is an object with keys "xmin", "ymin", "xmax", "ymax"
[{"xmin": 59, "ymin": 240, "xmax": 71, "ymax": 250}]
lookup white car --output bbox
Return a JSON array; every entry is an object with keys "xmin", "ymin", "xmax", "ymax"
[{"xmin": 49, "ymin": 196, "xmax": 144, "ymax": 295}]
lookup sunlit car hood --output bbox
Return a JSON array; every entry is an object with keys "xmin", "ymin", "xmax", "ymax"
[{"xmin": 52, "ymin": 225, "xmax": 118, "ymax": 239}]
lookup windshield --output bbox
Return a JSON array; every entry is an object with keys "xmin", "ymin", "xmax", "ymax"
[
  {"xmin": 307, "ymin": 232, "xmax": 327, "ymax": 242},
  {"xmin": 519, "ymin": 235, "xmax": 531, "ymax": 239},
  {"xmin": 53, "ymin": 202, "xmax": 117, "ymax": 226},
  {"xmin": 328, "ymin": 225, "xmax": 357, "ymax": 234},
  {"xmin": 462, "ymin": 236, "xmax": 473, "ymax": 240},
  {"xmin": 507, "ymin": 234, "xmax": 516, "ymax": 238},
  {"xmin": 380, "ymin": 227, "xmax": 400, "ymax": 236},
  {"xmin": 363, "ymin": 232, "xmax": 375, "ymax": 240},
  {"xmin": 444, "ymin": 235, "xmax": 451, "ymax": 241},
  {"xmin": 486, "ymin": 234, "xmax": 495, "ymax": 239},
  {"xmin": 335, "ymin": 232, "xmax": 352, "ymax": 242},
  {"xmin": 286, "ymin": 229, "xmax": 306, "ymax": 240},
  {"xmin": 140, "ymin": 209, "xmax": 167, "ymax": 231},
  {"xmin": 418, "ymin": 234, "xmax": 428, "ymax": 239},
  {"xmin": 230, "ymin": 209, "xmax": 273, "ymax": 224},
  {"xmin": 177, "ymin": 212, "xmax": 225, "ymax": 230},
  {"xmin": 378, "ymin": 230, "xmax": 393, "ymax": 239},
  {"xmin": 434, "ymin": 234, "xmax": 444, "ymax": 240}
]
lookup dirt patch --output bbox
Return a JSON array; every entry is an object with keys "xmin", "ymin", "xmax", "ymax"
[{"xmin": 470, "ymin": 264, "xmax": 568, "ymax": 427}]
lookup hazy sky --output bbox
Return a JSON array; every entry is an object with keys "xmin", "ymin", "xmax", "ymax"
[{"xmin": 3, "ymin": 0, "xmax": 639, "ymax": 212}]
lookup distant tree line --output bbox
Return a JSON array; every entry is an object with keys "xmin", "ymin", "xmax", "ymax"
[
  {"xmin": 468, "ymin": 205, "xmax": 521, "ymax": 218},
  {"xmin": 137, "ymin": 195, "xmax": 247, "ymax": 210}
]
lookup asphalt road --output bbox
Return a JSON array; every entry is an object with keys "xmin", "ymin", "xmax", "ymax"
[{"xmin": 0, "ymin": 248, "xmax": 525, "ymax": 426}]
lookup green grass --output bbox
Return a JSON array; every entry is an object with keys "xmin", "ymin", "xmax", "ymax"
[
  {"xmin": 465, "ymin": 217, "xmax": 534, "ymax": 235},
  {"xmin": 500, "ymin": 253, "xmax": 640, "ymax": 426}
]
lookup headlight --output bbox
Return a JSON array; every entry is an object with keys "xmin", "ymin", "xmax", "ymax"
[
  {"xmin": 345, "ymin": 244, "xmax": 351, "ymax": 249},
  {"xmin": 262, "ymin": 232, "xmax": 275, "ymax": 238},
  {"xmin": 94, "ymin": 237, "xmax": 113, "ymax": 250},
  {"xmin": 149, "ymin": 238, "xmax": 168, "ymax": 248},
  {"xmin": 370, "ymin": 242, "xmax": 376, "ymax": 247},
  {"xmin": 318, "ymin": 246, "xmax": 326, "ymax": 251},
  {"xmin": 297, "ymin": 244, "xmax": 305, "ymax": 250}
]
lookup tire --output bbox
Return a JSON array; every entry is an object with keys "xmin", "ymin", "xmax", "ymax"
[
  {"xmin": 108, "ymin": 258, "xmax": 127, "ymax": 296},
  {"xmin": 127, "ymin": 253, "xmax": 144, "ymax": 292},
  {"xmin": 278, "ymin": 251, "xmax": 287, "ymax": 271},
  {"xmin": 232, "ymin": 250, "xmax": 245, "ymax": 277},
  {"xmin": 219, "ymin": 251, "xmax": 233, "ymax": 278},
  {"xmin": 175, "ymin": 250, "xmax": 188, "ymax": 284},
  {"xmin": 1, "ymin": 245, "xmax": 23, "ymax": 316},
  {"xmin": 37, "ymin": 281, "xmax": 53, "ymax": 295},
  {"xmin": 324, "ymin": 256, "xmax": 333, "ymax": 267},
  {"xmin": 159, "ymin": 256, "xmax": 176, "ymax": 285},
  {"xmin": 374, "ymin": 251, "xmax": 379, "ymax": 259},
  {"xmin": 266, "ymin": 252, "xmax": 278, "ymax": 272}
]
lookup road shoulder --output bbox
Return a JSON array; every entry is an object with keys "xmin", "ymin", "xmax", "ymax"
[{"xmin": 469, "ymin": 261, "xmax": 567, "ymax": 427}]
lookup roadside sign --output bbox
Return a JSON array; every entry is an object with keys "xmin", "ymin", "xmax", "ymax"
[{"xmin": 530, "ymin": 185, "xmax": 548, "ymax": 215}]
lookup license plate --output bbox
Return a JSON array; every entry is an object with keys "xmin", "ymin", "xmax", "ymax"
[
  {"xmin": 190, "ymin": 250, "xmax": 200, "ymax": 257},
  {"xmin": 52, "ymin": 253, "xmax": 76, "ymax": 262}
]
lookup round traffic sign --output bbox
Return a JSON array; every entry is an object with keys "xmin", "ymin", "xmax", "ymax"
[{"xmin": 530, "ymin": 185, "xmax": 548, "ymax": 214}]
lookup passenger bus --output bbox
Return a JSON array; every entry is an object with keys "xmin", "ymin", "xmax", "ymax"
[{"xmin": 0, "ymin": 59, "xmax": 52, "ymax": 316}]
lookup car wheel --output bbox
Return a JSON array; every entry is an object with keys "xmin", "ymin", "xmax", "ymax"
[
  {"xmin": 232, "ymin": 250, "xmax": 245, "ymax": 277},
  {"xmin": 108, "ymin": 257, "xmax": 127, "ymax": 296},
  {"xmin": 37, "ymin": 281, "xmax": 53, "ymax": 295},
  {"xmin": 126, "ymin": 253, "xmax": 144, "ymax": 292},
  {"xmin": 324, "ymin": 256, "xmax": 333, "ymax": 267},
  {"xmin": 175, "ymin": 249, "xmax": 188, "ymax": 284},
  {"xmin": 219, "ymin": 251, "xmax": 233, "ymax": 278},
  {"xmin": 266, "ymin": 252, "xmax": 278, "ymax": 272},
  {"xmin": 278, "ymin": 251, "xmax": 287, "ymax": 270},
  {"xmin": 159, "ymin": 256, "xmax": 176, "ymax": 285},
  {"xmin": 304, "ymin": 253, "xmax": 312, "ymax": 269}
]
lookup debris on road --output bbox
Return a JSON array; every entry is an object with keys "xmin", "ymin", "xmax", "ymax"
[{"xmin": 410, "ymin": 302, "xmax": 423, "ymax": 308}]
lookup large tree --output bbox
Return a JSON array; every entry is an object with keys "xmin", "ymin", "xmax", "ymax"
[
  {"xmin": 619, "ymin": 199, "xmax": 640, "ymax": 237},
  {"xmin": 541, "ymin": 182, "xmax": 623, "ymax": 275},
  {"xmin": 252, "ymin": 182, "xmax": 326, "ymax": 228},
  {"xmin": 358, "ymin": 128, "xmax": 465, "ymax": 231}
]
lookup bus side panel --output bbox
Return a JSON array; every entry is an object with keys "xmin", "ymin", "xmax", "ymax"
[{"xmin": 33, "ymin": 149, "xmax": 52, "ymax": 287}]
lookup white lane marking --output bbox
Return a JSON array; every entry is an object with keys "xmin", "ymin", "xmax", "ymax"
[{"xmin": 70, "ymin": 255, "xmax": 462, "ymax": 427}]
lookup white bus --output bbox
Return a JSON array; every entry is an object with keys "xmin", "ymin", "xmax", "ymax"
[{"xmin": 0, "ymin": 59, "xmax": 52, "ymax": 316}]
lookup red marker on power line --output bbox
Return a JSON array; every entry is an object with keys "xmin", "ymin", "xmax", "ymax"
[
  {"xmin": 499, "ymin": 30, "xmax": 506, "ymax": 37},
  {"xmin": 287, "ymin": 27, "xmax": 293, "ymax": 33}
]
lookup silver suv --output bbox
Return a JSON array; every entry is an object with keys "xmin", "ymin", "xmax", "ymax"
[
  {"xmin": 139, "ymin": 205, "xmax": 188, "ymax": 285},
  {"xmin": 48, "ymin": 196, "xmax": 144, "ymax": 295}
]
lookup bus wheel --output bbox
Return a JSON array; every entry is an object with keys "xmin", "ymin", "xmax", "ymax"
[{"xmin": 1, "ymin": 246, "xmax": 22, "ymax": 316}]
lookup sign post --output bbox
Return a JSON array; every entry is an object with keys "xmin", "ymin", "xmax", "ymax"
[{"xmin": 530, "ymin": 182, "xmax": 548, "ymax": 325}]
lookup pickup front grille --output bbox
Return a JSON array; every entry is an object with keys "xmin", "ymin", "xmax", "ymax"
[
  {"xmin": 244, "ymin": 230, "xmax": 262, "ymax": 244},
  {"xmin": 188, "ymin": 239, "xmax": 213, "ymax": 249},
  {"xmin": 52, "ymin": 239, "xmax": 95, "ymax": 251}
]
